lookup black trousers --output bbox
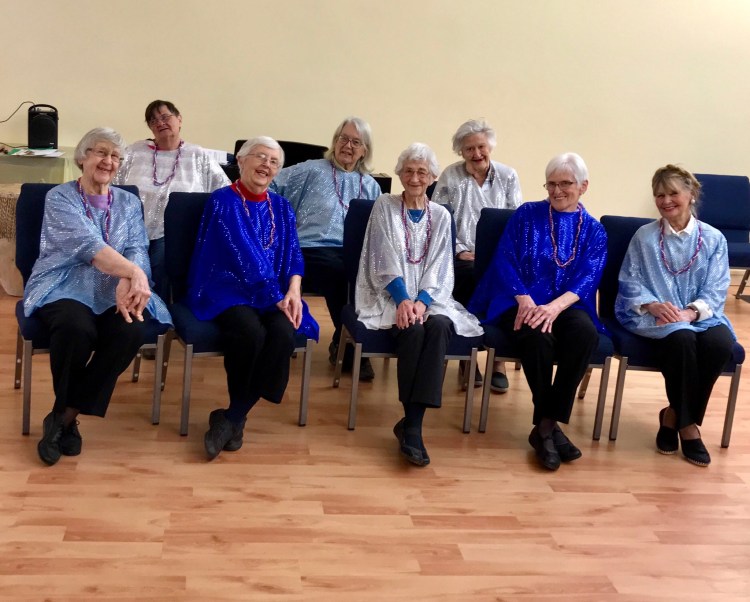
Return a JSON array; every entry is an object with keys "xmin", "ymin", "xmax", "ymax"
[
  {"xmin": 656, "ymin": 324, "xmax": 733, "ymax": 429},
  {"xmin": 452, "ymin": 257, "xmax": 476, "ymax": 307},
  {"xmin": 214, "ymin": 305, "xmax": 296, "ymax": 404},
  {"xmin": 390, "ymin": 314, "xmax": 453, "ymax": 408},
  {"xmin": 36, "ymin": 299, "xmax": 147, "ymax": 417},
  {"xmin": 301, "ymin": 247, "xmax": 347, "ymax": 344},
  {"xmin": 499, "ymin": 307, "xmax": 598, "ymax": 425}
]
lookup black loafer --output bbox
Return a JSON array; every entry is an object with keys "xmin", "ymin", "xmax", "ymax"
[
  {"xmin": 393, "ymin": 418, "xmax": 428, "ymax": 466},
  {"xmin": 359, "ymin": 358, "xmax": 375, "ymax": 382},
  {"xmin": 656, "ymin": 407, "xmax": 679, "ymax": 455},
  {"xmin": 490, "ymin": 372, "xmax": 509, "ymax": 393},
  {"xmin": 528, "ymin": 426, "xmax": 561, "ymax": 471},
  {"xmin": 680, "ymin": 436, "xmax": 711, "ymax": 467},
  {"xmin": 551, "ymin": 425, "xmax": 582, "ymax": 462}
]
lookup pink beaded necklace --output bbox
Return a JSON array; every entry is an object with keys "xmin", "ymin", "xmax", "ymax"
[
  {"xmin": 659, "ymin": 220, "xmax": 703, "ymax": 276},
  {"xmin": 401, "ymin": 193, "xmax": 432, "ymax": 264},
  {"xmin": 152, "ymin": 140, "xmax": 184, "ymax": 186},
  {"xmin": 77, "ymin": 178, "xmax": 113, "ymax": 243},
  {"xmin": 548, "ymin": 202, "xmax": 583, "ymax": 268},
  {"xmin": 331, "ymin": 161, "xmax": 362, "ymax": 211},
  {"xmin": 232, "ymin": 180, "xmax": 275, "ymax": 250}
]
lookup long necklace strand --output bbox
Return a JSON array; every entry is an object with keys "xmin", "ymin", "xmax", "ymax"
[
  {"xmin": 331, "ymin": 161, "xmax": 363, "ymax": 211},
  {"xmin": 152, "ymin": 140, "xmax": 184, "ymax": 186},
  {"xmin": 401, "ymin": 194, "xmax": 432, "ymax": 264},
  {"xmin": 233, "ymin": 181, "xmax": 275, "ymax": 250},
  {"xmin": 659, "ymin": 220, "xmax": 703, "ymax": 276},
  {"xmin": 549, "ymin": 202, "xmax": 583, "ymax": 268},
  {"xmin": 77, "ymin": 178, "xmax": 113, "ymax": 243}
]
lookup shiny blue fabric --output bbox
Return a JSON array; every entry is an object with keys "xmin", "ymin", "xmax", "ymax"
[
  {"xmin": 186, "ymin": 186, "xmax": 319, "ymax": 340},
  {"xmin": 469, "ymin": 200, "xmax": 607, "ymax": 330},
  {"xmin": 23, "ymin": 181, "xmax": 172, "ymax": 325}
]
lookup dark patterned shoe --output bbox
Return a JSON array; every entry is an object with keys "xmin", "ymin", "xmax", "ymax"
[
  {"xmin": 551, "ymin": 425, "xmax": 582, "ymax": 462},
  {"xmin": 656, "ymin": 407, "xmax": 678, "ymax": 455},
  {"xmin": 528, "ymin": 426, "xmax": 561, "ymax": 471},
  {"xmin": 208, "ymin": 409, "xmax": 245, "ymax": 452},
  {"xmin": 204, "ymin": 409, "xmax": 245, "ymax": 460},
  {"xmin": 680, "ymin": 436, "xmax": 710, "ymax": 467},
  {"xmin": 393, "ymin": 418, "xmax": 429, "ymax": 467},
  {"xmin": 38, "ymin": 411, "xmax": 65, "ymax": 465},
  {"xmin": 490, "ymin": 372, "xmax": 509, "ymax": 393},
  {"xmin": 59, "ymin": 420, "xmax": 82, "ymax": 456}
]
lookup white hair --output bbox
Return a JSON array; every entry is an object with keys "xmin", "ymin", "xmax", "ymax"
[
  {"xmin": 451, "ymin": 119, "xmax": 497, "ymax": 154},
  {"xmin": 73, "ymin": 127, "xmax": 126, "ymax": 169},
  {"xmin": 324, "ymin": 116, "xmax": 374, "ymax": 174},
  {"xmin": 545, "ymin": 152, "xmax": 589, "ymax": 183},
  {"xmin": 394, "ymin": 143, "xmax": 440, "ymax": 178},
  {"xmin": 236, "ymin": 136, "xmax": 285, "ymax": 168}
]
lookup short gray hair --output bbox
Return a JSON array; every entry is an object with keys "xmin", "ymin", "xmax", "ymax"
[
  {"xmin": 545, "ymin": 152, "xmax": 589, "ymax": 184},
  {"xmin": 451, "ymin": 119, "xmax": 497, "ymax": 155},
  {"xmin": 236, "ymin": 136, "xmax": 285, "ymax": 169},
  {"xmin": 394, "ymin": 143, "xmax": 440, "ymax": 178},
  {"xmin": 74, "ymin": 127, "xmax": 126, "ymax": 169},
  {"xmin": 324, "ymin": 116, "xmax": 374, "ymax": 174}
]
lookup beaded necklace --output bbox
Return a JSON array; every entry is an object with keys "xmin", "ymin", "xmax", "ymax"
[
  {"xmin": 659, "ymin": 219, "xmax": 703, "ymax": 276},
  {"xmin": 401, "ymin": 193, "xmax": 432, "ymax": 264},
  {"xmin": 152, "ymin": 140, "xmax": 184, "ymax": 186},
  {"xmin": 77, "ymin": 178, "xmax": 113, "ymax": 243},
  {"xmin": 331, "ymin": 161, "xmax": 363, "ymax": 211},
  {"xmin": 232, "ymin": 180, "xmax": 275, "ymax": 250},
  {"xmin": 548, "ymin": 202, "xmax": 583, "ymax": 268}
]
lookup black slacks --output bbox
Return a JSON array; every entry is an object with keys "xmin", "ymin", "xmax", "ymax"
[
  {"xmin": 214, "ymin": 305, "xmax": 296, "ymax": 404},
  {"xmin": 36, "ymin": 299, "xmax": 147, "ymax": 417},
  {"xmin": 390, "ymin": 314, "xmax": 453, "ymax": 408},
  {"xmin": 301, "ymin": 247, "xmax": 347, "ymax": 344},
  {"xmin": 452, "ymin": 257, "xmax": 476, "ymax": 308},
  {"xmin": 656, "ymin": 324, "xmax": 733, "ymax": 429},
  {"xmin": 499, "ymin": 306, "xmax": 598, "ymax": 425}
]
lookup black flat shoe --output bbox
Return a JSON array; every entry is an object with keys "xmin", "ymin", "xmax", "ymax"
[
  {"xmin": 656, "ymin": 407, "xmax": 679, "ymax": 455},
  {"xmin": 551, "ymin": 425, "xmax": 582, "ymax": 462},
  {"xmin": 680, "ymin": 435, "xmax": 711, "ymax": 467},
  {"xmin": 393, "ymin": 418, "xmax": 428, "ymax": 467},
  {"xmin": 528, "ymin": 426, "xmax": 561, "ymax": 471}
]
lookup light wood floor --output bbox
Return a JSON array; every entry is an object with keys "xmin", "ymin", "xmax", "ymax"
[{"xmin": 1, "ymin": 280, "xmax": 749, "ymax": 601}]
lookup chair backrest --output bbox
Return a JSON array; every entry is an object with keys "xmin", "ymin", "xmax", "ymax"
[
  {"xmin": 233, "ymin": 139, "xmax": 327, "ymax": 169},
  {"xmin": 15, "ymin": 183, "xmax": 139, "ymax": 285},
  {"xmin": 473, "ymin": 207, "xmax": 516, "ymax": 282},
  {"xmin": 694, "ymin": 173, "xmax": 750, "ymax": 243},
  {"xmin": 599, "ymin": 215, "xmax": 652, "ymax": 319},
  {"xmin": 164, "ymin": 192, "xmax": 212, "ymax": 303}
]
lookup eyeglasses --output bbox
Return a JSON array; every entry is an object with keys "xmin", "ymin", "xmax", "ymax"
[
  {"xmin": 148, "ymin": 113, "xmax": 174, "ymax": 126},
  {"xmin": 336, "ymin": 134, "xmax": 363, "ymax": 149},
  {"xmin": 247, "ymin": 152, "xmax": 281, "ymax": 168},
  {"xmin": 543, "ymin": 180, "xmax": 576, "ymax": 192},
  {"xmin": 87, "ymin": 148, "xmax": 122, "ymax": 163},
  {"xmin": 403, "ymin": 168, "xmax": 431, "ymax": 180}
]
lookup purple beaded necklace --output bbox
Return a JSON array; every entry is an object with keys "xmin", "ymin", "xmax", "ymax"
[
  {"xmin": 77, "ymin": 178, "xmax": 113, "ymax": 243},
  {"xmin": 659, "ymin": 219, "xmax": 703, "ymax": 276},
  {"xmin": 331, "ymin": 161, "xmax": 362, "ymax": 211},
  {"xmin": 232, "ymin": 180, "xmax": 275, "ymax": 250},
  {"xmin": 152, "ymin": 140, "xmax": 184, "ymax": 186},
  {"xmin": 401, "ymin": 193, "xmax": 432, "ymax": 264},
  {"xmin": 549, "ymin": 202, "xmax": 583, "ymax": 268}
]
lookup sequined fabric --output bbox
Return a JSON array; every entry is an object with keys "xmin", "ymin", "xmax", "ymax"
[
  {"xmin": 355, "ymin": 194, "xmax": 483, "ymax": 337},
  {"xmin": 186, "ymin": 186, "xmax": 319, "ymax": 341},
  {"xmin": 114, "ymin": 140, "xmax": 229, "ymax": 240},
  {"xmin": 270, "ymin": 159, "xmax": 381, "ymax": 247},
  {"xmin": 23, "ymin": 182, "xmax": 172, "ymax": 324},
  {"xmin": 431, "ymin": 160, "xmax": 522, "ymax": 254},
  {"xmin": 615, "ymin": 219, "xmax": 734, "ymax": 339},
  {"xmin": 469, "ymin": 200, "xmax": 606, "ymax": 330}
]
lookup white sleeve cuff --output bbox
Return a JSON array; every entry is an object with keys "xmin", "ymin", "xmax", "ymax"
[{"xmin": 687, "ymin": 300, "xmax": 712, "ymax": 321}]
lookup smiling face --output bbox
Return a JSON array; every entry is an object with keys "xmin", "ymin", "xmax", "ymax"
[
  {"xmin": 545, "ymin": 168, "xmax": 587, "ymax": 212},
  {"xmin": 460, "ymin": 132, "xmax": 492, "ymax": 178},
  {"xmin": 333, "ymin": 122, "xmax": 366, "ymax": 171},
  {"xmin": 238, "ymin": 145, "xmax": 281, "ymax": 194},
  {"xmin": 80, "ymin": 141, "xmax": 121, "ymax": 191},
  {"xmin": 398, "ymin": 159, "xmax": 435, "ymax": 203},
  {"xmin": 654, "ymin": 179, "xmax": 694, "ymax": 230},
  {"xmin": 148, "ymin": 104, "xmax": 182, "ymax": 146}
]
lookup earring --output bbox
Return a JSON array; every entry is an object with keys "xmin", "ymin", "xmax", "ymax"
[{"xmin": 690, "ymin": 198, "xmax": 696, "ymax": 204}]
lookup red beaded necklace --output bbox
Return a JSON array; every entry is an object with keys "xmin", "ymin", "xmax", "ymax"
[
  {"xmin": 331, "ymin": 160, "xmax": 362, "ymax": 211},
  {"xmin": 152, "ymin": 140, "xmax": 184, "ymax": 186},
  {"xmin": 548, "ymin": 202, "xmax": 583, "ymax": 268},
  {"xmin": 401, "ymin": 193, "xmax": 432, "ymax": 264},
  {"xmin": 232, "ymin": 180, "xmax": 275, "ymax": 250},
  {"xmin": 77, "ymin": 178, "xmax": 113, "ymax": 243},
  {"xmin": 659, "ymin": 219, "xmax": 703, "ymax": 276}
]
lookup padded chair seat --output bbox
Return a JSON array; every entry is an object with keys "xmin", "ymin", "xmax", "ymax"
[
  {"xmin": 727, "ymin": 242, "xmax": 750, "ymax": 267},
  {"xmin": 15, "ymin": 301, "xmax": 50, "ymax": 347}
]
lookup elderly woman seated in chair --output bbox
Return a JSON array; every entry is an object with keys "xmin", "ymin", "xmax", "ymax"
[
  {"xmin": 615, "ymin": 165, "xmax": 736, "ymax": 467},
  {"xmin": 355, "ymin": 143, "xmax": 483, "ymax": 467}
]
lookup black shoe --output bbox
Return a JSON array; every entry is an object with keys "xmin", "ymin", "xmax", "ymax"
[
  {"xmin": 208, "ymin": 409, "xmax": 246, "ymax": 452},
  {"xmin": 140, "ymin": 348, "xmax": 156, "ymax": 360},
  {"xmin": 59, "ymin": 420, "xmax": 82, "ymax": 456},
  {"xmin": 528, "ymin": 426, "xmax": 561, "ymax": 471},
  {"xmin": 38, "ymin": 411, "xmax": 65, "ymax": 465},
  {"xmin": 393, "ymin": 418, "xmax": 429, "ymax": 466},
  {"xmin": 328, "ymin": 341, "xmax": 339, "ymax": 367},
  {"xmin": 656, "ymin": 407, "xmax": 679, "ymax": 455},
  {"xmin": 490, "ymin": 371, "xmax": 509, "ymax": 393},
  {"xmin": 204, "ymin": 409, "xmax": 245, "ymax": 460},
  {"xmin": 680, "ymin": 435, "xmax": 711, "ymax": 467},
  {"xmin": 359, "ymin": 358, "xmax": 375, "ymax": 382},
  {"xmin": 458, "ymin": 360, "xmax": 483, "ymax": 388},
  {"xmin": 551, "ymin": 425, "xmax": 582, "ymax": 462}
]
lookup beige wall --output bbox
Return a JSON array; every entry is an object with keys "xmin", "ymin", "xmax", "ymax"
[{"xmin": 3, "ymin": 0, "xmax": 750, "ymax": 217}]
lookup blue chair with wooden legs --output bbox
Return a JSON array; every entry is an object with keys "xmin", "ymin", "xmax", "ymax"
[
  {"xmin": 164, "ymin": 192, "xmax": 315, "ymax": 436},
  {"xmin": 331, "ymin": 198, "xmax": 484, "ymax": 432},
  {"xmin": 472, "ymin": 207, "xmax": 615, "ymax": 437},
  {"xmin": 13, "ymin": 183, "xmax": 170, "ymax": 435},
  {"xmin": 599, "ymin": 215, "xmax": 745, "ymax": 447}
]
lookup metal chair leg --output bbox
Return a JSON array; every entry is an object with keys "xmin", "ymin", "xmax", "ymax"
[
  {"xmin": 22, "ymin": 340, "xmax": 33, "ymax": 435},
  {"xmin": 592, "ymin": 357, "xmax": 612, "ymax": 440},
  {"xmin": 347, "ymin": 343, "xmax": 363, "ymax": 430},
  {"xmin": 151, "ymin": 333, "xmax": 166, "ymax": 425},
  {"xmin": 578, "ymin": 367, "xmax": 592, "ymax": 399},
  {"xmin": 180, "ymin": 343, "xmax": 194, "ymax": 436},
  {"xmin": 608, "ymin": 357, "xmax": 628, "ymax": 441},
  {"xmin": 735, "ymin": 268, "xmax": 750, "ymax": 299},
  {"xmin": 298, "ymin": 339, "xmax": 314, "ymax": 427},
  {"xmin": 14, "ymin": 330, "xmax": 23, "ymax": 389},
  {"xmin": 721, "ymin": 364, "xmax": 742, "ymax": 448},
  {"xmin": 462, "ymin": 349, "xmax": 478, "ymax": 433},
  {"xmin": 478, "ymin": 348, "xmax": 496, "ymax": 433}
]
